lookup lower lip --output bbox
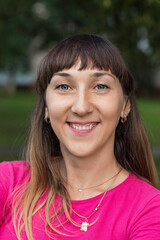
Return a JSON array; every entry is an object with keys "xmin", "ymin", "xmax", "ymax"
[{"xmin": 67, "ymin": 123, "xmax": 99, "ymax": 135}]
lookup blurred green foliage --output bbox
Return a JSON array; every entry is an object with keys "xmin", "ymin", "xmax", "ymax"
[
  {"xmin": 0, "ymin": 0, "xmax": 160, "ymax": 91},
  {"xmin": 0, "ymin": 90, "xmax": 36, "ymax": 146},
  {"xmin": 137, "ymin": 98, "xmax": 160, "ymax": 146},
  {"xmin": 0, "ymin": 90, "xmax": 159, "ymax": 175},
  {"xmin": 0, "ymin": 89, "xmax": 159, "ymax": 146}
]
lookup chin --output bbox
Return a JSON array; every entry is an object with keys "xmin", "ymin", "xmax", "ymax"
[
  {"xmin": 70, "ymin": 150, "xmax": 92, "ymax": 158},
  {"xmin": 61, "ymin": 144, "xmax": 95, "ymax": 158}
]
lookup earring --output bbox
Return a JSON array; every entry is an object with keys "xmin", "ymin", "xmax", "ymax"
[
  {"xmin": 121, "ymin": 114, "xmax": 127, "ymax": 123},
  {"xmin": 44, "ymin": 114, "xmax": 50, "ymax": 124}
]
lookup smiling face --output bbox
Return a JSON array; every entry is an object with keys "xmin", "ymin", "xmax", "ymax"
[{"xmin": 45, "ymin": 64, "xmax": 130, "ymax": 158}]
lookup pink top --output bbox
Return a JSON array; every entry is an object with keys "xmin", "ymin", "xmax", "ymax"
[{"xmin": 0, "ymin": 161, "xmax": 160, "ymax": 240}]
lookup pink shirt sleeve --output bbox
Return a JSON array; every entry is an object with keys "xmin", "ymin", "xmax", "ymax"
[
  {"xmin": 0, "ymin": 162, "xmax": 12, "ymax": 225},
  {"xmin": 0, "ymin": 161, "xmax": 30, "ymax": 226},
  {"xmin": 128, "ymin": 194, "xmax": 160, "ymax": 239}
]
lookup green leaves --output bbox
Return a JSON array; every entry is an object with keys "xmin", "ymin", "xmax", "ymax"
[{"xmin": 0, "ymin": 0, "xmax": 160, "ymax": 90}]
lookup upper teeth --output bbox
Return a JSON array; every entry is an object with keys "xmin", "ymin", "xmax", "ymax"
[{"xmin": 70, "ymin": 123, "xmax": 97, "ymax": 130}]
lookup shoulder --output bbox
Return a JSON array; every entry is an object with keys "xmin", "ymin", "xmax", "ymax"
[
  {"xmin": 121, "ymin": 173, "xmax": 160, "ymax": 239},
  {"xmin": 0, "ymin": 160, "xmax": 30, "ymax": 177},
  {"xmin": 0, "ymin": 160, "xmax": 30, "ymax": 194},
  {"xmin": 111, "ymin": 172, "xmax": 160, "ymax": 222},
  {"xmin": 107, "ymin": 172, "xmax": 160, "ymax": 239},
  {"xmin": 128, "ymin": 173, "xmax": 160, "ymax": 211},
  {"xmin": 120, "ymin": 172, "xmax": 160, "ymax": 199},
  {"xmin": 0, "ymin": 161, "xmax": 30, "ymax": 224},
  {"xmin": 0, "ymin": 160, "xmax": 29, "ymax": 171},
  {"xmin": 110, "ymin": 172, "xmax": 160, "ymax": 213}
]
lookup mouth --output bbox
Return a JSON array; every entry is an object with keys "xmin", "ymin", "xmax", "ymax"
[{"xmin": 67, "ymin": 122, "xmax": 100, "ymax": 132}]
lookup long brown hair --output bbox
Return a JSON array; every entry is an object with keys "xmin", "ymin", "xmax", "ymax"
[{"xmin": 13, "ymin": 34, "xmax": 158, "ymax": 239}]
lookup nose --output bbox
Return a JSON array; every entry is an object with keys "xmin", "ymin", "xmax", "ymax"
[{"xmin": 71, "ymin": 90, "xmax": 93, "ymax": 116}]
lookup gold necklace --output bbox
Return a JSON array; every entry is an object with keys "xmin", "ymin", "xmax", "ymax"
[
  {"xmin": 68, "ymin": 168, "xmax": 122, "ymax": 232},
  {"xmin": 65, "ymin": 168, "xmax": 122, "ymax": 193}
]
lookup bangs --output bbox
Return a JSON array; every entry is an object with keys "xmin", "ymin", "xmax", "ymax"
[
  {"xmin": 37, "ymin": 34, "xmax": 134, "ymax": 95},
  {"xmin": 50, "ymin": 35, "xmax": 113, "ymax": 72}
]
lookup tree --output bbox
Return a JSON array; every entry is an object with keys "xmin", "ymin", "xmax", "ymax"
[
  {"xmin": 36, "ymin": 0, "xmax": 160, "ymax": 92},
  {"xmin": 0, "ymin": 0, "xmax": 38, "ymax": 92},
  {"xmin": 0, "ymin": 0, "xmax": 160, "ymax": 92}
]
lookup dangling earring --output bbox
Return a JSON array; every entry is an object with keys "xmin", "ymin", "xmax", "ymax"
[
  {"xmin": 44, "ymin": 114, "xmax": 50, "ymax": 124},
  {"xmin": 121, "ymin": 114, "xmax": 127, "ymax": 123}
]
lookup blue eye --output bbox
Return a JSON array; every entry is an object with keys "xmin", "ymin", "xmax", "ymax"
[
  {"xmin": 96, "ymin": 84, "xmax": 108, "ymax": 90},
  {"xmin": 56, "ymin": 84, "xmax": 70, "ymax": 91}
]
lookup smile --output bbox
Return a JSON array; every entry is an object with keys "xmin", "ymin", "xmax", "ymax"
[
  {"xmin": 67, "ymin": 122, "xmax": 99, "ymax": 135},
  {"xmin": 69, "ymin": 123, "xmax": 97, "ymax": 130}
]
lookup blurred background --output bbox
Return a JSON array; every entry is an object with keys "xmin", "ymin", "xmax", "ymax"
[{"xmin": 0, "ymin": 0, "xmax": 160, "ymax": 177}]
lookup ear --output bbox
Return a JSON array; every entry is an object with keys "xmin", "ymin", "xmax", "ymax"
[
  {"xmin": 120, "ymin": 97, "xmax": 131, "ymax": 119},
  {"xmin": 44, "ymin": 107, "xmax": 50, "ymax": 124},
  {"xmin": 45, "ymin": 107, "xmax": 49, "ymax": 118}
]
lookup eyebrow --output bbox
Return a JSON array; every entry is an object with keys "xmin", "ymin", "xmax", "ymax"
[
  {"xmin": 53, "ymin": 73, "xmax": 70, "ymax": 77},
  {"xmin": 91, "ymin": 72, "xmax": 115, "ymax": 80},
  {"xmin": 53, "ymin": 72, "xmax": 116, "ymax": 80}
]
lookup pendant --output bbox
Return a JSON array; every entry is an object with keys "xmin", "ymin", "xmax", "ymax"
[
  {"xmin": 78, "ymin": 189, "xmax": 82, "ymax": 192},
  {"xmin": 80, "ymin": 222, "xmax": 89, "ymax": 232}
]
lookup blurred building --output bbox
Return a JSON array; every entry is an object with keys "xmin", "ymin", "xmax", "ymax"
[
  {"xmin": 0, "ymin": 51, "xmax": 46, "ymax": 89},
  {"xmin": 0, "ymin": 53, "xmax": 160, "ymax": 95}
]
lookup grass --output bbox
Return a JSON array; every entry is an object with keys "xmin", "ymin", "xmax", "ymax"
[
  {"xmin": 0, "ymin": 89, "xmax": 37, "ymax": 146},
  {"xmin": 137, "ymin": 98, "xmax": 160, "ymax": 146},
  {"xmin": 0, "ymin": 90, "xmax": 160, "ymax": 145},
  {"xmin": 0, "ymin": 90, "xmax": 160, "ymax": 175}
]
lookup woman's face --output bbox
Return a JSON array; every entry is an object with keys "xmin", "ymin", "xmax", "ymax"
[{"xmin": 45, "ymin": 63, "xmax": 130, "ymax": 158}]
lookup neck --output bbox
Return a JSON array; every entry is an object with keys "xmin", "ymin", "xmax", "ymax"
[{"xmin": 60, "ymin": 145, "xmax": 122, "ymax": 200}]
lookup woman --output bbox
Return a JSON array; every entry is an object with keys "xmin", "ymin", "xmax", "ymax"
[{"xmin": 0, "ymin": 34, "xmax": 160, "ymax": 240}]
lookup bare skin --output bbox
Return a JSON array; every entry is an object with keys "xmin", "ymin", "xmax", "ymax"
[{"xmin": 45, "ymin": 62, "xmax": 130, "ymax": 200}]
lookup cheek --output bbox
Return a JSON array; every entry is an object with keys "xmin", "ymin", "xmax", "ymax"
[
  {"xmin": 99, "ymin": 96, "xmax": 123, "ymax": 120},
  {"xmin": 47, "ymin": 101, "xmax": 66, "ymax": 138},
  {"xmin": 49, "ymin": 103, "xmax": 65, "ymax": 121},
  {"xmin": 46, "ymin": 94, "xmax": 68, "ymax": 120}
]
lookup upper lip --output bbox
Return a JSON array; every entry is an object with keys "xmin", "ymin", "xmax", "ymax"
[{"xmin": 67, "ymin": 121, "xmax": 100, "ymax": 125}]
